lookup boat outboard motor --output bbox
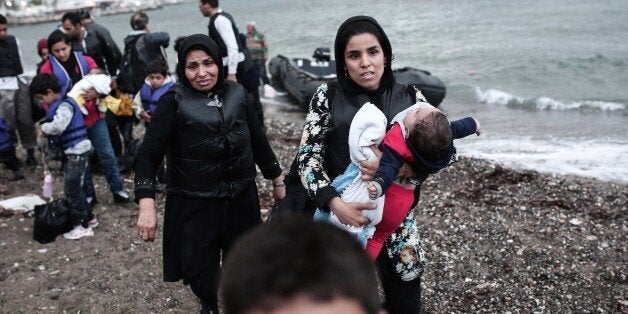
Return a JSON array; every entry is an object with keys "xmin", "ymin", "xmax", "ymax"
[{"xmin": 312, "ymin": 47, "xmax": 331, "ymax": 62}]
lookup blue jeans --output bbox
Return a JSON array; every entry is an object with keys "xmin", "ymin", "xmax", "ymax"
[
  {"xmin": 65, "ymin": 152, "xmax": 90, "ymax": 227},
  {"xmin": 83, "ymin": 118, "xmax": 124, "ymax": 198}
]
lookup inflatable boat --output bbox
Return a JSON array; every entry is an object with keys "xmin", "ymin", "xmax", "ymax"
[{"xmin": 268, "ymin": 48, "xmax": 446, "ymax": 110}]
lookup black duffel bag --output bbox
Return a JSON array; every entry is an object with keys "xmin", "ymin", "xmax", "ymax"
[{"xmin": 33, "ymin": 199, "xmax": 72, "ymax": 244}]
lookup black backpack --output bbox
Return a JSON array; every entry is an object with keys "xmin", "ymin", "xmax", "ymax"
[{"xmin": 118, "ymin": 34, "xmax": 153, "ymax": 95}]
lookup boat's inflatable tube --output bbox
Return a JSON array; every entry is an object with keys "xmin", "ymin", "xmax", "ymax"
[{"xmin": 269, "ymin": 54, "xmax": 446, "ymax": 109}]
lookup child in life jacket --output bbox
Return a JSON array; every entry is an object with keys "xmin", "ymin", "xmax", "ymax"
[
  {"xmin": 132, "ymin": 59, "xmax": 174, "ymax": 125},
  {"xmin": 30, "ymin": 73, "xmax": 94, "ymax": 240},
  {"xmin": 0, "ymin": 117, "xmax": 24, "ymax": 181}
]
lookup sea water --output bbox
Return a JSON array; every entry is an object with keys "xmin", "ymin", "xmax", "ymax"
[{"xmin": 11, "ymin": 0, "xmax": 628, "ymax": 184}]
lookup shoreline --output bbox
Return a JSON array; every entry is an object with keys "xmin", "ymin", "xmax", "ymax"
[{"xmin": 0, "ymin": 106, "xmax": 626, "ymax": 312}]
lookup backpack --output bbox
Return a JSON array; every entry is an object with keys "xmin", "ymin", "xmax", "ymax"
[{"xmin": 118, "ymin": 34, "xmax": 155, "ymax": 95}]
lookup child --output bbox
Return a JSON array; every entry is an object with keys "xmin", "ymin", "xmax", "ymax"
[
  {"xmin": 29, "ymin": 73, "xmax": 94, "ymax": 240},
  {"xmin": 364, "ymin": 101, "xmax": 481, "ymax": 259},
  {"xmin": 132, "ymin": 59, "xmax": 175, "ymax": 125},
  {"xmin": 0, "ymin": 117, "xmax": 24, "ymax": 181},
  {"xmin": 317, "ymin": 95, "xmax": 480, "ymax": 260}
]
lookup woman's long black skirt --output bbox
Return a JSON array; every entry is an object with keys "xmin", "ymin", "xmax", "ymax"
[{"xmin": 162, "ymin": 183, "xmax": 262, "ymax": 302}]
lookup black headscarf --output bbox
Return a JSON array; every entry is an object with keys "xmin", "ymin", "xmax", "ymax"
[
  {"xmin": 175, "ymin": 34, "xmax": 227, "ymax": 95},
  {"xmin": 334, "ymin": 16, "xmax": 395, "ymax": 99}
]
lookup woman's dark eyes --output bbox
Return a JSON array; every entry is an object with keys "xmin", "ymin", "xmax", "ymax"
[{"xmin": 368, "ymin": 49, "xmax": 380, "ymax": 56}]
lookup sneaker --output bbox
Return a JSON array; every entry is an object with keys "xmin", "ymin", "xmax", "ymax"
[
  {"xmin": 63, "ymin": 225, "xmax": 94, "ymax": 240},
  {"xmin": 113, "ymin": 191, "xmax": 131, "ymax": 203},
  {"xmin": 88, "ymin": 217, "xmax": 99, "ymax": 229}
]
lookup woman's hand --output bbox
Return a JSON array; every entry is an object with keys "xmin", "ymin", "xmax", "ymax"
[
  {"xmin": 137, "ymin": 198, "xmax": 157, "ymax": 242},
  {"xmin": 271, "ymin": 175, "xmax": 286, "ymax": 201},
  {"xmin": 329, "ymin": 197, "xmax": 374, "ymax": 227},
  {"xmin": 359, "ymin": 144, "xmax": 383, "ymax": 180}
]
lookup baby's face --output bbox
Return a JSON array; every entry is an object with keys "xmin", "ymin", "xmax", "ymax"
[{"xmin": 403, "ymin": 107, "xmax": 440, "ymax": 131}]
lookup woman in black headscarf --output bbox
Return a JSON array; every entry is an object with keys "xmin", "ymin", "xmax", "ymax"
[
  {"xmin": 134, "ymin": 34, "xmax": 285, "ymax": 313},
  {"xmin": 295, "ymin": 16, "xmax": 427, "ymax": 313}
]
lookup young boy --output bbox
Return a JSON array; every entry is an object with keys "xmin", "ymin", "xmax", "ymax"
[
  {"xmin": 30, "ymin": 73, "xmax": 94, "ymax": 240},
  {"xmin": 0, "ymin": 117, "xmax": 24, "ymax": 181},
  {"xmin": 132, "ymin": 59, "xmax": 174, "ymax": 125}
]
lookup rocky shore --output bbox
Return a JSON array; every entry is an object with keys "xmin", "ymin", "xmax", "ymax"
[{"xmin": 0, "ymin": 103, "xmax": 626, "ymax": 312}]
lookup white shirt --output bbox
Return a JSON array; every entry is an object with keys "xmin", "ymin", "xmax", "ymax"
[{"xmin": 213, "ymin": 9, "xmax": 244, "ymax": 75}]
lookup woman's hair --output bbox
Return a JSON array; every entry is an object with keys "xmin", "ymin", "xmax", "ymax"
[
  {"xmin": 47, "ymin": 29, "xmax": 71, "ymax": 52},
  {"xmin": 147, "ymin": 59, "xmax": 168, "ymax": 76},
  {"xmin": 408, "ymin": 110, "xmax": 453, "ymax": 160},
  {"xmin": 334, "ymin": 16, "xmax": 395, "ymax": 93}
]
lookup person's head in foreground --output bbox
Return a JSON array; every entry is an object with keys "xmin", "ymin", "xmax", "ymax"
[{"xmin": 221, "ymin": 216, "xmax": 383, "ymax": 314}]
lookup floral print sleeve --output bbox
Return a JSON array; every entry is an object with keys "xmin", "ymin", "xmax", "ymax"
[{"xmin": 296, "ymin": 84, "xmax": 337, "ymax": 204}]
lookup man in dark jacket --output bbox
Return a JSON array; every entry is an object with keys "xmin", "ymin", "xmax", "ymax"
[
  {"xmin": 0, "ymin": 14, "xmax": 37, "ymax": 165},
  {"xmin": 61, "ymin": 12, "xmax": 121, "ymax": 75},
  {"xmin": 77, "ymin": 9, "xmax": 122, "ymax": 76},
  {"xmin": 118, "ymin": 10, "xmax": 170, "ymax": 95}
]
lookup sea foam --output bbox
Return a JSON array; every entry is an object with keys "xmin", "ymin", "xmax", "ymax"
[
  {"xmin": 456, "ymin": 136, "xmax": 628, "ymax": 184},
  {"xmin": 475, "ymin": 88, "xmax": 625, "ymax": 112}
]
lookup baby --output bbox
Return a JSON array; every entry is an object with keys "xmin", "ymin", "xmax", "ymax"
[
  {"xmin": 316, "ymin": 95, "xmax": 480, "ymax": 260},
  {"xmin": 364, "ymin": 101, "xmax": 481, "ymax": 259}
]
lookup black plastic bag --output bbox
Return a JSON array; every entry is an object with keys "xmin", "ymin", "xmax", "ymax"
[{"xmin": 33, "ymin": 199, "xmax": 72, "ymax": 244}]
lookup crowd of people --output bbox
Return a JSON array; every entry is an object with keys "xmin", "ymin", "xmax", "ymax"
[{"xmin": 0, "ymin": 0, "xmax": 483, "ymax": 312}]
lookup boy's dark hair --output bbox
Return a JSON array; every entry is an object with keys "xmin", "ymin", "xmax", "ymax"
[
  {"xmin": 408, "ymin": 110, "xmax": 452, "ymax": 160},
  {"xmin": 29, "ymin": 73, "xmax": 61, "ymax": 95},
  {"xmin": 61, "ymin": 12, "xmax": 81, "ymax": 26},
  {"xmin": 130, "ymin": 11, "xmax": 149, "ymax": 31},
  {"xmin": 200, "ymin": 0, "xmax": 219, "ymax": 8},
  {"xmin": 47, "ymin": 29, "xmax": 71, "ymax": 52},
  {"xmin": 146, "ymin": 59, "xmax": 168, "ymax": 76},
  {"xmin": 221, "ymin": 216, "xmax": 381, "ymax": 314},
  {"xmin": 0, "ymin": 14, "xmax": 7, "ymax": 25}
]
